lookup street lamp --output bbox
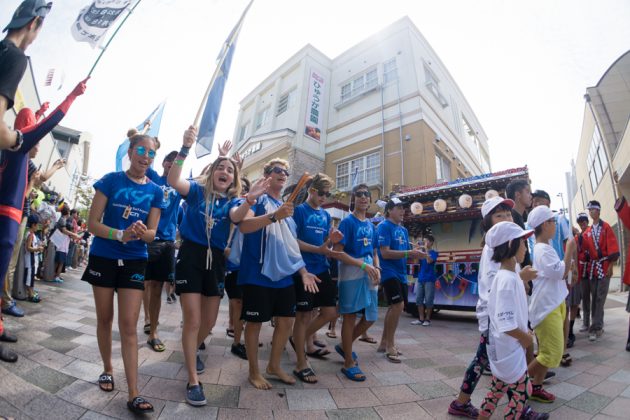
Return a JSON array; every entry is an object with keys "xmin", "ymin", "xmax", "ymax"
[{"xmin": 557, "ymin": 192, "xmax": 566, "ymax": 214}]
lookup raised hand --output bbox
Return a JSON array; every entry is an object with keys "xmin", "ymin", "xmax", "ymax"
[
  {"xmin": 218, "ymin": 140, "xmax": 233, "ymax": 156},
  {"xmin": 183, "ymin": 126, "xmax": 197, "ymax": 148},
  {"xmin": 70, "ymin": 77, "xmax": 89, "ymax": 98},
  {"xmin": 232, "ymin": 151, "xmax": 243, "ymax": 170},
  {"xmin": 247, "ymin": 177, "xmax": 270, "ymax": 201}
]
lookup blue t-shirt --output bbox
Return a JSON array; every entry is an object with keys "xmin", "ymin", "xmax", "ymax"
[
  {"xmin": 338, "ymin": 213, "xmax": 378, "ymax": 260},
  {"xmin": 293, "ymin": 202, "xmax": 331, "ymax": 275},
  {"xmin": 146, "ymin": 168, "xmax": 181, "ymax": 241},
  {"xmin": 377, "ymin": 219, "xmax": 410, "ymax": 284},
  {"xmin": 90, "ymin": 171, "xmax": 165, "ymax": 260},
  {"xmin": 238, "ymin": 194, "xmax": 293, "ymax": 288},
  {"xmin": 417, "ymin": 249, "xmax": 439, "ymax": 283},
  {"xmin": 178, "ymin": 181, "xmax": 240, "ymax": 249}
]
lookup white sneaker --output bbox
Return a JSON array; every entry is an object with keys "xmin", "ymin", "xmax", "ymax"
[
  {"xmin": 589, "ymin": 333, "xmax": 597, "ymax": 342},
  {"xmin": 411, "ymin": 320, "xmax": 424, "ymax": 325},
  {"xmin": 423, "ymin": 320, "xmax": 431, "ymax": 326}
]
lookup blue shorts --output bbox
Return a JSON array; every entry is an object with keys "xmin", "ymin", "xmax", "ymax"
[
  {"xmin": 55, "ymin": 251, "xmax": 67, "ymax": 264},
  {"xmin": 415, "ymin": 280, "xmax": 436, "ymax": 307},
  {"xmin": 338, "ymin": 276, "xmax": 378, "ymax": 322}
]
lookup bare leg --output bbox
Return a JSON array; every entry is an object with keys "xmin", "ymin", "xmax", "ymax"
[
  {"xmin": 305, "ymin": 306, "xmax": 337, "ymax": 353},
  {"xmin": 180, "ymin": 293, "xmax": 202, "ymax": 385},
  {"xmin": 92, "ymin": 285, "xmax": 115, "ymax": 389},
  {"xmin": 266, "ymin": 316, "xmax": 296, "ymax": 385},
  {"xmin": 292, "ymin": 311, "xmax": 310, "ymax": 372},
  {"xmin": 379, "ymin": 302, "xmax": 403, "ymax": 353},
  {"xmin": 198, "ymin": 296, "xmax": 220, "ymax": 346},
  {"xmin": 341, "ymin": 314, "xmax": 357, "ymax": 369},
  {"xmin": 245, "ymin": 321, "xmax": 270, "ymax": 389},
  {"xmin": 117, "ymin": 288, "xmax": 143, "ymax": 400},
  {"xmin": 142, "ymin": 286, "xmax": 150, "ymax": 327},
  {"xmin": 230, "ymin": 299, "xmax": 244, "ymax": 345},
  {"xmin": 147, "ymin": 280, "xmax": 163, "ymax": 342}
]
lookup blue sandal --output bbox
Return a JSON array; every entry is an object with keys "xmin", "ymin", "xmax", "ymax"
[
  {"xmin": 334, "ymin": 344, "xmax": 357, "ymax": 361},
  {"xmin": 341, "ymin": 365, "xmax": 366, "ymax": 382}
]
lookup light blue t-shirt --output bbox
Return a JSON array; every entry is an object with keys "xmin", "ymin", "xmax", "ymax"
[
  {"xmin": 90, "ymin": 171, "xmax": 165, "ymax": 260},
  {"xmin": 293, "ymin": 202, "xmax": 331, "ymax": 275},
  {"xmin": 237, "ymin": 194, "xmax": 294, "ymax": 288},
  {"xmin": 146, "ymin": 167, "xmax": 181, "ymax": 241},
  {"xmin": 377, "ymin": 219, "xmax": 409, "ymax": 284},
  {"xmin": 178, "ymin": 181, "xmax": 240, "ymax": 249}
]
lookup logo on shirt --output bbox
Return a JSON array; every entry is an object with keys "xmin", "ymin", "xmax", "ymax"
[
  {"xmin": 394, "ymin": 229, "xmax": 406, "ymax": 246},
  {"xmin": 113, "ymin": 187, "xmax": 155, "ymax": 207},
  {"xmin": 306, "ymin": 214, "xmax": 327, "ymax": 231}
]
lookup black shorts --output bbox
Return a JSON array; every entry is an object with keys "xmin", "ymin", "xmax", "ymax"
[
  {"xmin": 81, "ymin": 254, "xmax": 147, "ymax": 291},
  {"xmin": 225, "ymin": 270, "xmax": 242, "ymax": 300},
  {"xmin": 175, "ymin": 241, "xmax": 225, "ymax": 297},
  {"xmin": 383, "ymin": 278, "xmax": 408, "ymax": 305},
  {"xmin": 241, "ymin": 284, "xmax": 296, "ymax": 322},
  {"xmin": 145, "ymin": 240, "xmax": 176, "ymax": 282},
  {"xmin": 293, "ymin": 270, "xmax": 336, "ymax": 312},
  {"xmin": 55, "ymin": 251, "xmax": 67, "ymax": 264}
]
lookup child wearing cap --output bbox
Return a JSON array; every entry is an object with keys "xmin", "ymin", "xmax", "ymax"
[
  {"xmin": 478, "ymin": 221, "xmax": 535, "ymax": 419},
  {"xmin": 449, "ymin": 196, "xmax": 541, "ymax": 419},
  {"xmin": 526, "ymin": 205, "xmax": 575, "ymax": 403}
]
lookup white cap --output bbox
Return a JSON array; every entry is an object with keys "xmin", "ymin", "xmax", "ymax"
[
  {"xmin": 485, "ymin": 221, "xmax": 534, "ymax": 248},
  {"xmin": 527, "ymin": 205, "xmax": 555, "ymax": 229},
  {"xmin": 481, "ymin": 196, "xmax": 515, "ymax": 218}
]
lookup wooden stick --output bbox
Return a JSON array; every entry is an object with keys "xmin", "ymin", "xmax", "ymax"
[{"xmin": 287, "ymin": 172, "xmax": 312, "ymax": 203}]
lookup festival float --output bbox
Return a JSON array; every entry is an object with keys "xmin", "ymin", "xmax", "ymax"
[{"xmin": 393, "ymin": 166, "xmax": 530, "ymax": 313}]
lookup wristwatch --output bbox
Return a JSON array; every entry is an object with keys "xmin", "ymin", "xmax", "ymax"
[
  {"xmin": 115, "ymin": 229, "xmax": 124, "ymax": 242},
  {"xmin": 268, "ymin": 213, "xmax": 278, "ymax": 223},
  {"xmin": 9, "ymin": 129, "xmax": 23, "ymax": 151}
]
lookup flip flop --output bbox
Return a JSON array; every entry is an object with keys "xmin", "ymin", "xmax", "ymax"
[
  {"xmin": 560, "ymin": 353, "xmax": 572, "ymax": 367},
  {"xmin": 326, "ymin": 331, "xmax": 337, "ymax": 339},
  {"xmin": 306, "ymin": 348, "xmax": 331, "ymax": 359},
  {"xmin": 147, "ymin": 338, "xmax": 165, "ymax": 352},
  {"xmin": 386, "ymin": 352, "xmax": 402, "ymax": 363},
  {"xmin": 313, "ymin": 340, "xmax": 326, "ymax": 348},
  {"xmin": 127, "ymin": 396, "xmax": 154, "ymax": 414},
  {"xmin": 98, "ymin": 372, "xmax": 114, "ymax": 392},
  {"xmin": 143, "ymin": 323, "xmax": 151, "ymax": 335},
  {"xmin": 293, "ymin": 368, "xmax": 318, "ymax": 383},
  {"xmin": 334, "ymin": 344, "xmax": 357, "ymax": 361},
  {"xmin": 226, "ymin": 328, "xmax": 235, "ymax": 338},
  {"xmin": 340, "ymin": 365, "xmax": 366, "ymax": 382},
  {"xmin": 358, "ymin": 336, "xmax": 377, "ymax": 344}
]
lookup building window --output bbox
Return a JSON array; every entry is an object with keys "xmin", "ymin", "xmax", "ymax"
[
  {"xmin": 255, "ymin": 108, "xmax": 269, "ymax": 130},
  {"xmin": 587, "ymin": 126, "xmax": 608, "ymax": 192},
  {"xmin": 276, "ymin": 88, "xmax": 296, "ymax": 116},
  {"xmin": 237, "ymin": 122, "xmax": 249, "ymax": 143},
  {"xmin": 339, "ymin": 68, "xmax": 378, "ymax": 104},
  {"xmin": 383, "ymin": 58, "xmax": 397, "ymax": 84},
  {"xmin": 435, "ymin": 153, "xmax": 451, "ymax": 182},
  {"xmin": 424, "ymin": 63, "xmax": 448, "ymax": 108},
  {"xmin": 336, "ymin": 151, "xmax": 381, "ymax": 190}
]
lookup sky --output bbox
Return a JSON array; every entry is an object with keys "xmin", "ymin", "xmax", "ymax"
[{"xmin": 2, "ymin": 0, "xmax": 630, "ymax": 213}]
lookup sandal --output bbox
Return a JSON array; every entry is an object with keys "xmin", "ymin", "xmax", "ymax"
[
  {"xmin": 127, "ymin": 396, "xmax": 154, "ymax": 414},
  {"xmin": 98, "ymin": 372, "xmax": 114, "ymax": 392},
  {"xmin": 293, "ymin": 368, "xmax": 318, "ymax": 383},
  {"xmin": 334, "ymin": 344, "xmax": 357, "ymax": 361},
  {"xmin": 341, "ymin": 365, "xmax": 366, "ymax": 382},
  {"xmin": 386, "ymin": 352, "xmax": 402, "ymax": 364},
  {"xmin": 226, "ymin": 328, "xmax": 235, "ymax": 338},
  {"xmin": 143, "ymin": 323, "xmax": 151, "ymax": 335},
  {"xmin": 27, "ymin": 293, "xmax": 41, "ymax": 303},
  {"xmin": 326, "ymin": 331, "xmax": 337, "ymax": 339},
  {"xmin": 306, "ymin": 348, "xmax": 331, "ymax": 359},
  {"xmin": 313, "ymin": 339, "xmax": 326, "ymax": 348},
  {"xmin": 147, "ymin": 338, "xmax": 165, "ymax": 352},
  {"xmin": 561, "ymin": 353, "xmax": 572, "ymax": 367},
  {"xmin": 358, "ymin": 336, "xmax": 377, "ymax": 344}
]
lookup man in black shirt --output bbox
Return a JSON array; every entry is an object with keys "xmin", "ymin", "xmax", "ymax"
[
  {"xmin": 506, "ymin": 179, "xmax": 533, "ymax": 266},
  {"xmin": 0, "ymin": 0, "xmax": 52, "ymax": 151}
]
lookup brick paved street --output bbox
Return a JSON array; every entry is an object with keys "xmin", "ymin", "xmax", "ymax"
[{"xmin": 1, "ymin": 270, "xmax": 630, "ymax": 419}]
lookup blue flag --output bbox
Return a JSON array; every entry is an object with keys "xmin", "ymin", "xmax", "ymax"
[
  {"xmin": 195, "ymin": 1, "xmax": 253, "ymax": 158},
  {"xmin": 115, "ymin": 102, "xmax": 166, "ymax": 171}
]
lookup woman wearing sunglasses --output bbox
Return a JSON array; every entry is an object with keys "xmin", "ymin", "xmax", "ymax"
[
  {"xmin": 168, "ymin": 126, "xmax": 268, "ymax": 406},
  {"xmin": 82, "ymin": 133, "xmax": 164, "ymax": 415}
]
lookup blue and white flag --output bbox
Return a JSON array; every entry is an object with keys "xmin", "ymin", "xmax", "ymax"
[
  {"xmin": 195, "ymin": 0, "xmax": 254, "ymax": 158},
  {"xmin": 115, "ymin": 102, "xmax": 166, "ymax": 171}
]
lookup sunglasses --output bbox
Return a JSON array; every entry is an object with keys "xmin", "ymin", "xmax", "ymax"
[
  {"xmin": 268, "ymin": 166, "xmax": 290, "ymax": 177},
  {"xmin": 135, "ymin": 146, "xmax": 156, "ymax": 159},
  {"xmin": 354, "ymin": 191, "xmax": 371, "ymax": 198},
  {"xmin": 315, "ymin": 189, "xmax": 331, "ymax": 198}
]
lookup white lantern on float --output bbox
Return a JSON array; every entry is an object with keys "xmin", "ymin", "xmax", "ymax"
[
  {"xmin": 459, "ymin": 194, "xmax": 473, "ymax": 209},
  {"xmin": 433, "ymin": 199, "xmax": 447, "ymax": 213},
  {"xmin": 410, "ymin": 202, "xmax": 423, "ymax": 215},
  {"xmin": 485, "ymin": 189, "xmax": 499, "ymax": 200}
]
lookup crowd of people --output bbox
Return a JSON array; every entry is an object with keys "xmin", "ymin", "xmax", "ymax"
[{"xmin": 2, "ymin": 1, "xmax": 630, "ymax": 418}]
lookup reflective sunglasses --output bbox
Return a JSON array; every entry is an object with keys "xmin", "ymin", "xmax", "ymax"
[
  {"xmin": 268, "ymin": 166, "xmax": 290, "ymax": 177},
  {"xmin": 315, "ymin": 189, "xmax": 331, "ymax": 198},
  {"xmin": 354, "ymin": 191, "xmax": 371, "ymax": 198},
  {"xmin": 135, "ymin": 146, "xmax": 156, "ymax": 159}
]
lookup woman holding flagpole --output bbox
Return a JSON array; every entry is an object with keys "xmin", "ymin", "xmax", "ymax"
[
  {"xmin": 167, "ymin": 126, "xmax": 268, "ymax": 406},
  {"xmin": 81, "ymin": 133, "xmax": 164, "ymax": 415}
]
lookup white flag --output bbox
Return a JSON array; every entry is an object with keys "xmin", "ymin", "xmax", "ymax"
[{"xmin": 71, "ymin": 0, "xmax": 132, "ymax": 48}]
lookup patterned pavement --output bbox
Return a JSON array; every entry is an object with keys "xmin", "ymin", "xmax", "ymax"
[{"xmin": 1, "ymin": 270, "xmax": 630, "ymax": 419}]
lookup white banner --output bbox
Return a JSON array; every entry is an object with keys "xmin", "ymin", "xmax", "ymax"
[
  {"xmin": 71, "ymin": 0, "xmax": 131, "ymax": 48},
  {"xmin": 304, "ymin": 70, "xmax": 325, "ymax": 142}
]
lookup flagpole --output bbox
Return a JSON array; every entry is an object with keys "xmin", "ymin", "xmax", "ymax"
[
  {"xmin": 87, "ymin": 0, "xmax": 144, "ymax": 78},
  {"xmin": 193, "ymin": 0, "xmax": 254, "ymax": 127}
]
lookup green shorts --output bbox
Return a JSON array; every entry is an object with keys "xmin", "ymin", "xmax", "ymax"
[{"xmin": 534, "ymin": 302, "xmax": 566, "ymax": 368}]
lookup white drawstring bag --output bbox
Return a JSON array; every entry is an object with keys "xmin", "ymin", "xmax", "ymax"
[{"xmin": 261, "ymin": 199, "xmax": 304, "ymax": 281}]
